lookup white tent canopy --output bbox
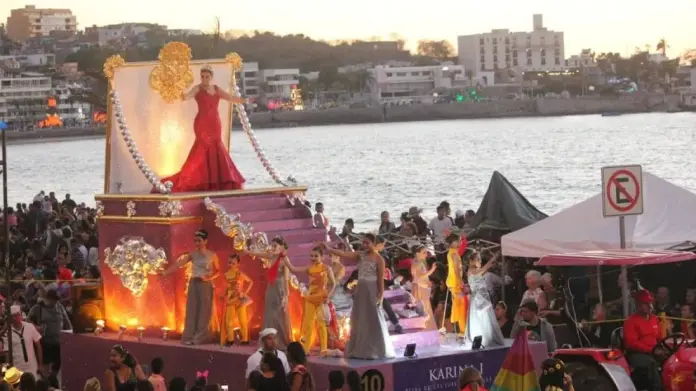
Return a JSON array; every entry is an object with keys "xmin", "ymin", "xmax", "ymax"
[{"xmin": 501, "ymin": 172, "xmax": 696, "ymax": 258}]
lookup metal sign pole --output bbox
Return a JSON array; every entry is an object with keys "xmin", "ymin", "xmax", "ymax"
[
  {"xmin": 1, "ymin": 128, "xmax": 12, "ymax": 365},
  {"xmin": 620, "ymin": 216, "xmax": 629, "ymax": 318},
  {"xmin": 602, "ymin": 165, "xmax": 643, "ymax": 319}
]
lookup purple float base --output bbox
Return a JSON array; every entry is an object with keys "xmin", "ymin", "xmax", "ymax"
[{"xmin": 61, "ymin": 333, "xmax": 548, "ymax": 391}]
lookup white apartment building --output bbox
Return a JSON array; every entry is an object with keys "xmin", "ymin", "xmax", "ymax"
[
  {"xmin": 0, "ymin": 53, "xmax": 56, "ymax": 68},
  {"xmin": 648, "ymin": 53, "xmax": 669, "ymax": 64},
  {"xmin": 458, "ymin": 14, "xmax": 565, "ymax": 75},
  {"xmin": 679, "ymin": 69, "xmax": 696, "ymax": 107},
  {"xmin": 566, "ymin": 49, "xmax": 597, "ymax": 68},
  {"xmin": 54, "ymin": 84, "xmax": 91, "ymax": 123},
  {"xmin": 258, "ymin": 69, "xmax": 300, "ymax": 99},
  {"xmin": 166, "ymin": 29, "xmax": 202, "ymax": 37},
  {"xmin": 370, "ymin": 64, "xmax": 468, "ymax": 102},
  {"xmin": 300, "ymin": 71, "xmax": 319, "ymax": 81},
  {"xmin": 0, "ymin": 71, "xmax": 52, "ymax": 127},
  {"xmin": 6, "ymin": 6, "xmax": 77, "ymax": 41},
  {"xmin": 94, "ymin": 23, "xmax": 163, "ymax": 45},
  {"xmin": 237, "ymin": 62, "xmax": 260, "ymax": 97},
  {"xmin": 337, "ymin": 61, "xmax": 413, "ymax": 74},
  {"xmin": 0, "ymin": 72, "xmax": 90, "ymax": 128}
]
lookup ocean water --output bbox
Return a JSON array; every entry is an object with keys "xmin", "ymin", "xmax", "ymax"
[{"xmin": 3, "ymin": 112, "xmax": 696, "ymax": 231}]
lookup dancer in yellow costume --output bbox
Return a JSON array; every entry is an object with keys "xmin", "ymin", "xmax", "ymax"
[
  {"xmin": 222, "ymin": 253, "xmax": 253, "ymax": 345},
  {"xmin": 285, "ymin": 246, "xmax": 336, "ymax": 354},
  {"xmin": 446, "ymin": 233, "xmax": 469, "ymax": 334}
]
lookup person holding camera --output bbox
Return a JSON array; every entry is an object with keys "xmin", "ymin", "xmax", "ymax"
[{"xmin": 104, "ymin": 345, "xmax": 146, "ymax": 391}]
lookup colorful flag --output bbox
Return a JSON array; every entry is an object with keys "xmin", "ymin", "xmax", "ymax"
[{"xmin": 490, "ymin": 330, "xmax": 541, "ymax": 391}]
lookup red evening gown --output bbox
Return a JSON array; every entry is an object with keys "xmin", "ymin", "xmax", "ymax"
[{"xmin": 159, "ymin": 86, "xmax": 245, "ymax": 193}]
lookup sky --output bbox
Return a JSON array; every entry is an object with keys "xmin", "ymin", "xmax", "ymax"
[{"xmin": 3, "ymin": 0, "xmax": 695, "ymax": 58}]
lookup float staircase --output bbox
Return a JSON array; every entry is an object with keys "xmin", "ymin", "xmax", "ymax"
[{"xmin": 205, "ymin": 192, "xmax": 440, "ymax": 349}]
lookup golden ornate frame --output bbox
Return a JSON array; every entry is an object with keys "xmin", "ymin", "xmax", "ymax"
[
  {"xmin": 102, "ymin": 44, "xmax": 243, "ymax": 193},
  {"xmin": 94, "ymin": 185, "xmax": 308, "ymax": 202}
]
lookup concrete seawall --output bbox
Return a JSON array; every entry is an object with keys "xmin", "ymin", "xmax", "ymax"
[
  {"xmin": 6, "ymin": 95, "xmax": 674, "ymax": 143},
  {"xmin": 239, "ymin": 96, "xmax": 654, "ymax": 128}
]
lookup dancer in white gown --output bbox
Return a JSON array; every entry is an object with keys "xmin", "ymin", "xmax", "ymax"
[
  {"xmin": 465, "ymin": 250, "xmax": 505, "ymax": 348},
  {"xmin": 321, "ymin": 234, "xmax": 395, "ymax": 359}
]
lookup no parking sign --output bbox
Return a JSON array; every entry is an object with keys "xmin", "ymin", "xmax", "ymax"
[{"xmin": 601, "ymin": 165, "xmax": 644, "ymax": 217}]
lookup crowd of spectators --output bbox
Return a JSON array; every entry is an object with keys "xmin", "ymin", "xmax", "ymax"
[
  {"xmin": 0, "ymin": 191, "xmax": 689, "ymax": 391},
  {"xmin": 0, "ymin": 190, "xmax": 100, "ymax": 387}
]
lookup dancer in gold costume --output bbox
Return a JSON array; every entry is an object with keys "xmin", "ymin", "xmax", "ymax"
[
  {"xmin": 284, "ymin": 246, "xmax": 336, "ymax": 354},
  {"xmin": 446, "ymin": 233, "xmax": 469, "ymax": 334},
  {"xmin": 222, "ymin": 253, "xmax": 253, "ymax": 345}
]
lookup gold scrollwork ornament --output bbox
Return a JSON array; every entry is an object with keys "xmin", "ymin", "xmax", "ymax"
[
  {"xmin": 149, "ymin": 42, "xmax": 195, "ymax": 103},
  {"xmin": 103, "ymin": 55, "xmax": 125, "ymax": 80},
  {"xmin": 225, "ymin": 52, "xmax": 243, "ymax": 71}
]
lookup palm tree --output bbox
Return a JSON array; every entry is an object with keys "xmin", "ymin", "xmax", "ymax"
[
  {"xmin": 351, "ymin": 69, "xmax": 374, "ymax": 93},
  {"xmin": 212, "ymin": 16, "xmax": 221, "ymax": 56},
  {"xmin": 656, "ymin": 38, "xmax": 669, "ymax": 57},
  {"xmin": 317, "ymin": 66, "xmax": 340, "ymax": 91}
]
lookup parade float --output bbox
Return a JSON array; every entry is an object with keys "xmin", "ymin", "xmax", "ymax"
[{"xmin": 60, "ymin": 42, "xmax": 547, "ymax": 391}]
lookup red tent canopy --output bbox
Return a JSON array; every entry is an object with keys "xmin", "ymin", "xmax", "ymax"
[{"xmin": 535, "ymin": 249, "xmax": 696, "ymax": 267}]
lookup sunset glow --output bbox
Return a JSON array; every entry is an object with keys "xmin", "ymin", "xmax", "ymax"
[{"xmin": 3, "ymin": 0, "xmax": 694, "ymax": 57}]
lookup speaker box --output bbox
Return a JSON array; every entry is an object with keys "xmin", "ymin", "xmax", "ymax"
[{"xmin": 70, "ymin": 283, "xmax": 105, "ymax": 333}]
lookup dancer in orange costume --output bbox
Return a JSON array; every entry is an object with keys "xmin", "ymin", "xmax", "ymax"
[
  {"xmin": 285, "ymin": 246, "xmax": 336, "ymax": 354},
  {"xmin": 222, "ymin": 253, "xmax": 253, "ymax": 346},
  {"xmin": 160, "ymin": 65, "xmax": 246, "ymax": 192},
  {"xmin": 446, "ymin": 233, "xmax": 469, "ymax": 334}
]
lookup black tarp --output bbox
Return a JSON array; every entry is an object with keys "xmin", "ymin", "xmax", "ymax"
[{"xmin": 468, "ymin": 171, "xmax": 548, "ymax": 242}]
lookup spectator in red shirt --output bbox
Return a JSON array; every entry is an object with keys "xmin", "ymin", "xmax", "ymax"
[{"xmin": 623, "ymin": 289, "xmax": 662, "ymax": 391}]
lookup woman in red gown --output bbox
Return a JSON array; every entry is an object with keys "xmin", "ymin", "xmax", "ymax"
[{"xmin": 160, "ymin": 66, "xmax": 246, "ymax": 192}]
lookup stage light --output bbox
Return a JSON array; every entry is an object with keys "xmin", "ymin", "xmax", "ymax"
[
  {"xmin": 338, "ymin": 316, "xmax": 351, "ymax": 340},
  {"xmin": 404, "ymin": 343, "xmax": 417, "ymax": 358},
  {"xmin": 95, "ymin": 320, "xmax": 105, "ymax": 335},
  {"xmin": 161, "ymin": 326, "xmax": 171, "ymax": 340},
  {"xmin": 471, "ymin": 335, "xmax": 483, "ymax": 350},
  {"xmin": 118, "ymin": 325, "xmax": 127, "ymax": 340},
  {"xmin": 233, "ymin": 327, "xmax": 241, "ymax": 344},
  {"xmin": 137, "ymin": 326, "xmax": 145, "ymax": 341}
]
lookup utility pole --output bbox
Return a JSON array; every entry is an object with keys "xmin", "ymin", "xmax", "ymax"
[{"xmin": 0, "ymin": 124, "xmax": 12, "ymax": 365}]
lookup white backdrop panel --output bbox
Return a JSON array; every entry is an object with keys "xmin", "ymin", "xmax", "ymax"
[{"xmin": 107, "ymin": 61, "xmax": 233, "ymax": 194}]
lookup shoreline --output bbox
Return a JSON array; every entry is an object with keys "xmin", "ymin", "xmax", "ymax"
[{"xmin": 5, "ymin": 100, "xmax": 688, "ymax": 145}]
